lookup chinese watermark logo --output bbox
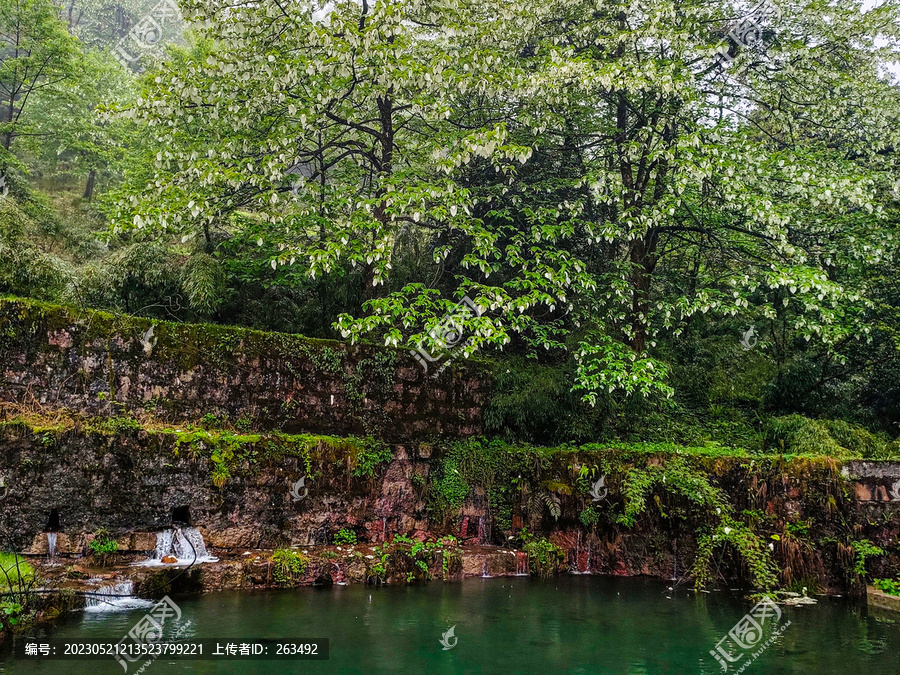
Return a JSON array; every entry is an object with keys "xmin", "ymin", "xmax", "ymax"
[
  {"xmin": 589, "ymin": 475, "xmax": 608, "ymax": 502},
  {"xmin": 0, "ymin": 174, "xmax": 8, "ymax": 198},
  {"xmin": 112, "ymin": 0, "xmax": 181, "ymax": 71},
  {"xmin": 439, "ymin": 625, "xmax": 457, "ymax": 651},
  {"xmin": 139, "ymin": 325, "xmax": 158, "ymax": 355},
  {"xmin": 739, "ymin": 326, "xmax": 758, "ymax": 351},
  {"xmin": 713, "ymin": 0, "xmax": 781, "ymax": 76},
  {"xmin": 114, "ymin": 595, "xmax": 190, "ymax": 673},
  {"xmin": 286, "ymin": 160, "xmax": 315, "ymax": 197},
  {"xmin": 890, "ymin": 478, "xmax": 900, "ymax": 501},
  {"xmin": 290, "ymin": 476, "xmax": 308, "ymax": 502},
  {"xmin": 409, "ymin": 296, "xmax": 482, "ymax": 379},
  {"xmin": 710, "ymin": 597, "xmax": 790, "ymax": 672}
]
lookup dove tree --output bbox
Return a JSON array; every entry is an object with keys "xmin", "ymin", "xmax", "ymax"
[
  {"xmin": 111, "ymin": 0, "xmax": 900, "ymax": 402},
  {"xmin": 110, "ymin": 0, "xmax": 530, "ymax": 307}
]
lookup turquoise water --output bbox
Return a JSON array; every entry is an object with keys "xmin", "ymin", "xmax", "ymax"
[{"xmin": 1, "ymin": 576, "xmax": 898, "ymax": 674}]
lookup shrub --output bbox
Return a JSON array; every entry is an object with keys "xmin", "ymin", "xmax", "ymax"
[
  {"xmin": 520, "ymin": 532, "xmax": 565, "ymax": 579},
  {"xmin": 88, "ymin": 529, "xmax": 118, "ymax": 566},
  {"xmin": 271, "ymin": 549, "xmax": 309, "ymax": 586},
  {"xmin": 333, "ymin": 528, "xmax": 357, "ymax": 545},
  {"xmin": 873, "ymin": 578, "xmax": 900, "ymax": 596},
  {"xmin": 763, "ymin": 415, "xmax": 891, "ymax": 458}
]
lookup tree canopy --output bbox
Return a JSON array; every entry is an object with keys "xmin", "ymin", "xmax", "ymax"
[{"xmin": 103, "ymin": 0, "xmax": 900, "ymax": 405}]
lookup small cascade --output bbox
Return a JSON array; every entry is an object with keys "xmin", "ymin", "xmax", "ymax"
[
  {"xmin": 481, "ymin": 558, "xmax": 491, "ymax": 578},
  {"xmin": 332, "ymin": 562, "xmax": 348, "ymax": 585},
  {"xmin": 515, "ymin": 551, "xmax": 529, "ymax": 576},
  {"xmin": 571, "ymin": 532, "xmax": 580, "ymax": 573},
  {"xmin": 84, "ymin": 581, "xmax": 153, "ymax": 612},
  {"xmin": 154, "ymin": 529, "xmax": 174, "ymax": 559},
  {"xmin": 382, "ymin": 517, "xmax": 388, "ymax": 542},
  {"xmin": 477, "ymin": 516, "xmax": 488, "ymax": 544},
  {"xmin": 138, "ymin": 527, "xmax": 218, "ymax": 566},
  {"xmin": 46, "ymin": 532, "xmax": 58, "ymax": 561}
]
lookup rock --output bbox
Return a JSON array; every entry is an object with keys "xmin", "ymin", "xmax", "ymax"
[
  {"xmin": 118, "ymin": 532, "xmax": 158, "ymax": 552},
  {"xmin": 161, "ymin": 555, "xmax": 178, "ymax": 564},
  {"xmin": 782, "ymin": 596, "xmax": 817, "ymax": 606}
]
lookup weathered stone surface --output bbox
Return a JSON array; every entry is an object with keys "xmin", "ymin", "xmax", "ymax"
[
  {"xmin": 843, "ymin": 461, "xmax": 900, "ymax": 502},
  {"xmin": 0, "ymin": 298, "xmax": 490, "ymax": 441},
  {"xmin": 3, "ymin": 421, "xmax": 900, "ymax": 591},
  {"xmin": 867, "ymin": 586, "xmax": 900, "ymax": 614}
]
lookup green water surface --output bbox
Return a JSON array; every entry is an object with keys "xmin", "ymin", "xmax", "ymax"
[{"xmin": 1, "ymin": 576, "xmax": 898, "ymax": 674}]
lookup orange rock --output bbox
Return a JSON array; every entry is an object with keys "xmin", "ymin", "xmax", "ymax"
[{"xmin": 161, "ymin": 555, "xmax": 178, "ymax": 564}]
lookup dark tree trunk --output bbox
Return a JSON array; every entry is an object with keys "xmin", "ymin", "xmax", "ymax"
[{"xmin": 83, "ymin": 170, "xmax": 96, "ymax": 201}]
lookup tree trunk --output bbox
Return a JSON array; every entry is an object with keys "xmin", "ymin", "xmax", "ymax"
[
  {"xmin": 629, "ymin": 230, "xmax": 659, "ymax": 353},
  {"xmin": 83, "ymin": 170, "xmax": 96, "ymax": 200}
]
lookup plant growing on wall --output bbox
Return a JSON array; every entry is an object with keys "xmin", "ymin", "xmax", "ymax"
[
  {"xmin": 873, "ymin": 578, "xmax": 900, "ymax": 596},
  {"xmin": 333, "ymin": 528, "xmax": 357, "ymax": 545},
  {"xmin": 851, "ymin": 539, "xmax": 885, "ymax": 579},
  {"xmin": 271, "ymin": 549, "xmax": 310, "ymax": 586},
  {"xmin": 365, "ymin": 534, "xmax": 460, "ymax": 585},
  {"xmin": 88, "ymin": 529, "xmax": 119, "ymax": 567},
  {"xmin": 612, "ymin": 457, "xmax": 778, "ymax": 590},
  {"xmin": 518, "ymin": 530, "xmax": 565, "ymax": 579}
]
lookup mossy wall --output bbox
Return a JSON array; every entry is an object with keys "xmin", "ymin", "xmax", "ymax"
[
  {"xmin": 2, "ymin": 418, "xmax": 898, "ymax": 592},
  {"xmin": 0, "ymin": 419, "xmax": 418, "ymax": 552},
  {"xmin": 0, "ymin": 297, "xmax": 489, "ymax": 440},
  {"xmin": 3, "ymin": 297, "xmax": 899, "ymax": 592}
]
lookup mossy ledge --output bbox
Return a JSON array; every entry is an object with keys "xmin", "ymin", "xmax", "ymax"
[
  {"xmin": 0, "ymin": 295, "xmax": 491, "ymax": 440},
  {"xmin": 1, "ymin": 412, "xmax": 898, "ymax": 596}
]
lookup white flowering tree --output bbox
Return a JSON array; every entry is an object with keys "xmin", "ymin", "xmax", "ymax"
[{"xmin": 111, "ymin": 0, "xmax": 900, "ymax": 402}]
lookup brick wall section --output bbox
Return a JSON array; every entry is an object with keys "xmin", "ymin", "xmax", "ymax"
[{"xmin": 0, "ymin": 298, "xmax": 490, "ymax": 440}]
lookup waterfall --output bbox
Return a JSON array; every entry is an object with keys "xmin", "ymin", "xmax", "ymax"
[
  {"xmin": 46, "ymin": 532, "xmax": 57, "ymax": 561},
  {"xmin": 481, "ymin": 558, "xmax": 490, "ymax": 578},
  {"xmin": 333, "ymin": 562, "xmax": 348, "ymax": 586},
  {"xmin": 477, "ymin": 516, "xmax": 488, "ymax": 544},
  {"xmin": 515, "ymin": 551, "xmax": 529, "ymax": 576},
  {"xmin": 154, "ymin": 529, "xmax": 174, "ymax": 559},
  {"xmin": 138, "ymin": 527, "xmax": 218, "ymax": 566},
  {"xmin": 570, "ymin": 532, "xmax": 591, "ymax": 574},
  {"xmin": 84, "ymin": 581, "xmax": 153, "ymax": 612}
]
